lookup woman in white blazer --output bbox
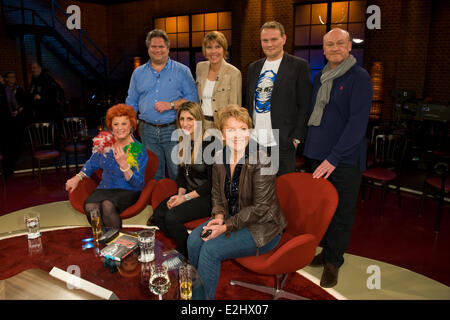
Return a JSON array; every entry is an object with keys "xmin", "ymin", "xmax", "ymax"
[{"xmin": 196, "ymin": 31, "xmax": 242, "ymax": 130}]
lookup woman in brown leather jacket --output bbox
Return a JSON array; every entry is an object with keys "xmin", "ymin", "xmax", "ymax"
[
  {"xmin": 148, "ymin": 101, "xmax": 219, "ymax": 257},
  {"xmin": 187, "ymin": 104, "xmax": 287, "ymax": 299}
]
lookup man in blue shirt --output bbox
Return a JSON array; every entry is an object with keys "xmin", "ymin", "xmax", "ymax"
[
  {"xmin": 126, "ymin": 29, "xmax": 198, "ymax": 180},
  {"xmin": 304, "ymin": 28, "xmax": 372, "ymax": 288}
]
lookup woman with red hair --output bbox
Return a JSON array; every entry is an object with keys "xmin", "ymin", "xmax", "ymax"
[{"xmin": 65, "ymin": 104, "xmax": 148, "ymax": 230}]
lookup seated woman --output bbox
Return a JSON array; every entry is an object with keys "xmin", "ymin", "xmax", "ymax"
[
  {"xmin": 187, "ymin": 104, "xmax": 287, "ymax": 300},
  {"xmin": 148, "ymin": 101, "xmax": 217, "ymax": 258},
  {"xmin": 65, "ymin": 104, "xmax": 148, "ymax": 230}
]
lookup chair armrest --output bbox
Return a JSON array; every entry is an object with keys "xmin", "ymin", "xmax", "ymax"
[
  {"xmin": 120, "ymin": 179, "xmax": 158, "ymax": 219},
  {"xmin": 150, "ymin": 179, "xmax": 178, "ymax": 210},
  {"xmin": 68, "ymin": 177, "xmax": 98, "ymax": 214}
]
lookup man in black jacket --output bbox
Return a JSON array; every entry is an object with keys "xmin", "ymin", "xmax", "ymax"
[{"xmin": 245, "ymin": 21, "xmax": 312, "ymax": 176}]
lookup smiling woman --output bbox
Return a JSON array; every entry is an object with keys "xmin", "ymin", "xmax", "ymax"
[{"xmin": 65, "ymin": 104, "xmax": 148, "ymax": 230}]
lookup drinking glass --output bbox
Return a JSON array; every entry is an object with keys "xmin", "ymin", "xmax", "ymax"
[
  {"xmin": 179, "ymin": 264, "xmax": 193, "ymax": 300},
  {"xmin": 138, "ymin": 229, "xmax": 155, "ymax": 263},
  {"xmin": 149, "ymin": 263, "xmax": 170, "ymax": 300},
  {"xmin": 89, "ymin": 209, "xmax": 102, "ymax": 242},
  {"xmin": 24, "ymin": 212, "xmax": 41, "ymax": 239}
]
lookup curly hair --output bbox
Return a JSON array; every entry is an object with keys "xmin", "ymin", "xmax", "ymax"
[{"xmin": 105, "ymin": 104, "xmax": 137, "ymax": 131}]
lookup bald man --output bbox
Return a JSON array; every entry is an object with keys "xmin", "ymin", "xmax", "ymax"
[{"xmin": 303, "ymin": 28, "xmax": 372, "ymax": 288}]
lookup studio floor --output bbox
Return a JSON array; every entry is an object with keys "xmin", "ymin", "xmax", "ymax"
[{"xmin": 0, "ymin": 166, "xmax": 449, "ymax": 300}]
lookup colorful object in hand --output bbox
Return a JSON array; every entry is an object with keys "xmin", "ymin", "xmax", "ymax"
[
  {"xmin": 92, "ymin": 131, "xmax": 116, "ymax": 156},
  {"xmin": 124, "ymin": 142, "xmax": 143, "ymax": 172}
]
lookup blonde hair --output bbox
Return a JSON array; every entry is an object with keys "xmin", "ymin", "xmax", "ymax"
[
  {"xmin": 202, "ymin": 31, "xmax": 228, "ymax": 59},
  {"xmin": 216, "ymin": 104, "xmax": 253, "ymax": 132},
  {"xmin": 176, "ymin": 101, "xmax": 205, "ymax": 164}
]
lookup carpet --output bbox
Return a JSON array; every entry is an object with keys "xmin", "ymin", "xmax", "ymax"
[{"xmin": 0, "ymin": 226, "xmax": 335, "ymax": 300}]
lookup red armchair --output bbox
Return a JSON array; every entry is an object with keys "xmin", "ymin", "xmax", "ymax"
[
  {"xmin": 68, "ymin": 149, "xmax": 158, "ymax": 219},
  {"xmin": 150, "ymin": 178, "xmax": 209, "ymax": 229},
  {"xmin": 229, "ymin": 172, "xmax": 338, "ymax": 300}
]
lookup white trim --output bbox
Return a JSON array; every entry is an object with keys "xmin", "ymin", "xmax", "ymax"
[{"xmin": 296, "ymin": 269, "xmax": 348, "ymax": 300}]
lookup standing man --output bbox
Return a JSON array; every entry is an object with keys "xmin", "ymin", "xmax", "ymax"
[
  {"xmin": 304, "ymin": 28, "xmax": 372, "ymax": 288},
  {"xmin": 246, "ymin": 21, "xmax": 311, "ymax": 176},
  {"xmin": 126, "ymin": 29, "xmax": 198, "ymax": 180}
]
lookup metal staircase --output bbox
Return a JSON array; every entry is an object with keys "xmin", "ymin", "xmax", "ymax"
[{"xmin": 1, "ymin": 0, "xmax": 107, "ymax": 83}]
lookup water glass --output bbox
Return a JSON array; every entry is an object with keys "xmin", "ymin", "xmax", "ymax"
[
  {"xmin": 24, "ymin": 212, "xmax": 41, "ymax": 239},
  {"xmin": 149, "ymin": 263, "xmax": 170, "ymax": 300},
  {"xmin": 179, "ymin": 264, "xmax": 193, "ymax": 300},
  {"xmin": 138, "ymin": 229, "xmax": 155, "ymax": 263},
  {"xmin": 89, "ymin": 209, "xmax": 102, "ymax": 242}
]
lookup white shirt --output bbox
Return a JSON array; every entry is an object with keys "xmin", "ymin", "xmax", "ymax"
[
  {"xmin": 251, "ymin": 57, "xmax": 282, "ymax": 147},
  {"xmin": 201, "ymin": 79, "xmax": 215, "ymax": 117}
]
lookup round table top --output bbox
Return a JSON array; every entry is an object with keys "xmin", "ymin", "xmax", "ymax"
[{"xmin": 0, "ymin": 226, "xmax": 206, "ymax": 300}]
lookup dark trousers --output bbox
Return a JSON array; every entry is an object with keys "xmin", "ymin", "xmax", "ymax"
[
  {"xmin": 263, "ymin": 144, "xmax": 296, "ymax": 177},
  {"xmin": 151, "ymin": 195, "xmax": 211, "ymax": 257},
  {"xmin": 310, "ymin": 159, "xmax": 362, "ymax": 268}
]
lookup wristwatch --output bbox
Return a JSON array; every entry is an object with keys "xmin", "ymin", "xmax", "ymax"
[
  {"xmin": 184, "ymin": 194, "xmax": 191, "ymax": 201},
  {"xmin": 170, "ymin": 101, "xmax": 175, "ymax": 110}
]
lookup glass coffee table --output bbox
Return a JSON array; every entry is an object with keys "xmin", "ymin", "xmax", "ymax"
[{"xmin": 0, "ymin": 226, "xmax": 208, "ymax": 300}]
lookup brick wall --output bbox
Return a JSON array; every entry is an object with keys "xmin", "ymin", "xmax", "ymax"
[{"xmin": 425, "ymin": 0, "xmax": 450, "ymax": 103}]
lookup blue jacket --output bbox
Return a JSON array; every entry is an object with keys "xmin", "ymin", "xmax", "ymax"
[
  {"xmin": 81, "ymin": 141, "xmax": 148, "ymax": 191},
  {"xmin": 303, "ymin": 64, "xmax": 372, "ymax": 171}
]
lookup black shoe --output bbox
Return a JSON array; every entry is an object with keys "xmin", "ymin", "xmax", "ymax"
[
  {"xmin": 309, "ymin": 252, "xmax": 324, "ymax": 267},
  {"xmin": 320, "ymin": 263, "xmax": 339, "ymax": 288}
]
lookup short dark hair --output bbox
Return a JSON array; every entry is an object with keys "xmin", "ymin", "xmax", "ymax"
[
  {"xmin": 260, "ymin": 21, "xmax": 286, "ymax": 37},
  {"xmin": 145, "ymin": 29, "xmax": 170, "ymax": 49}
]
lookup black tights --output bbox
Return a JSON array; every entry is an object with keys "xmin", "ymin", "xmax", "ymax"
[{"xmin": 84, "ymin": 200, "xmax": 122, "ymax": 230}]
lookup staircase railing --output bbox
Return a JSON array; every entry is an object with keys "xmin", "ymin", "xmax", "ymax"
[{"xmin": 1, "ymin": 0, "xmax": 107, "ymax": 80}]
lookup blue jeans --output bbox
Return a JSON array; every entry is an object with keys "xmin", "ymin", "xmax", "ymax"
[
  {"xmin": 187, "ymin": 221, "xmax": 281, "ymax": 300},
  {"xmin": 140, "ymin": 122, "xmax": 178, "ymax": 180}
]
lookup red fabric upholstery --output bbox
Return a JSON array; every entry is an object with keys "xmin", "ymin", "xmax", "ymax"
[
  {"xmin": 150, "ymin": 178, "xmax": 177, "ymax": 210},
  {"xmin": 33, "ymin": 150, "xmax": 61, "ymax": 160},
  {"xmin": 233, "ymin": 172, "xmax": 338, "ymax": 276},
  {"xmin": 184, "ymin": 217, "xmax": 209, "ymax": 230},
  {"xmin": 68, "ymin": 149, "xmax": 158, "ymax": 219},
  {"xmin": 362, "ymin": 167, "xmax": 397, "ymax": 181},
  {"xmin": 426, "ymin": 176, "xmax": 450, "ymax": 192},
  {"xmin": 150, "ymin": 178, "xmax": 209, "ymax": 230},
  {"xmin": 64, "ymin": 143, "xmax": 88, "ymax": 153}
]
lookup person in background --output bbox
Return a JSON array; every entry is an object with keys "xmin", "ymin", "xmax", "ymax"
[
  {"xmin": 304, "ymin": 28, "xmax": 372, "ymax": 288},
  {"xmin": 196, "ymin": 31, "xmax": 242, "ymax": 130},
  {"xmin": 3, "ymin": 71, "xmax": 28, "ymax": 172},
  {"xmin": 149, "ymin": 101, "xmax": 218, "ymax": 257},
  {"xmin": 126, "ymin": 29, "xmax": 198, "ymax": 181},
  {"xmin": 187, "ymin": 104, "xmax": 287, "ymax": 299},
  {"xmin": 29, "ymin": 62, "xmax": 62, "ymax": 125},
  {"xmin": 65, "ymin": 104, "xmax": 148, "ymax": 230}
]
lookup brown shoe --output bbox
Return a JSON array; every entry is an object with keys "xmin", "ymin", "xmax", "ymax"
[
  {"xmin": 309, "ymin": 252, "xmax": 324, "ymax": 267},
  {"xmin": 320, "ymin": 263, "xmax": 339, "ymax": 288}
]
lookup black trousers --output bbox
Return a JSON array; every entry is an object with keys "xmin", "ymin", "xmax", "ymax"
[
  {"xmin": 310, "ymin": 159, "xmax": 362, "ymax": 268},
  {"xmin": 151, "ymin": 195, "xmax": 211, "ymax": 257},
  {"xmin": 262, "ymin": 144, "xmax": 296, "ymax": 177}
]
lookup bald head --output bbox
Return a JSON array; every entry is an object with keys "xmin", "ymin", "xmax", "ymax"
[
  {"xmin": 322, "ymin": 28, "xmax": 352, "ymax": 69},
  {"xmin": 323, "ymin": 28, "xmax": 350, "ymax": 42}
]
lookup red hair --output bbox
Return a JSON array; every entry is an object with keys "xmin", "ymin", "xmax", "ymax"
[{"xmin": 105, "ymin": 104, "xmax": 137, "ymax": 130}]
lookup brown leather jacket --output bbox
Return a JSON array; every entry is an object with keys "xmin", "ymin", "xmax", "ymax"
[{"xmin": 211, "ymin": 150, "xmax": 287, "ymax": 248}]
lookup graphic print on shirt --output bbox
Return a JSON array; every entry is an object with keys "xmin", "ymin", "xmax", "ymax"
[{"xmin": 255, "ymin": 70, "xmax": 277, "ymax": 114}]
